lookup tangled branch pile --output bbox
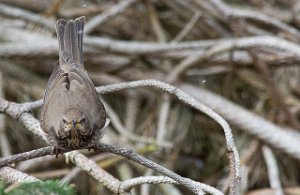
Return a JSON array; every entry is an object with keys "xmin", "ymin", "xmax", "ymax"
[{"xmin": 0, "ymin": 0, "xmax": 300, "ymax": 194}]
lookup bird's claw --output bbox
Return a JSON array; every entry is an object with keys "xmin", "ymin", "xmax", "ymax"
[
  {"xmin": 87, "ymin": 145, "xmax": 97, "ymax": 152},
  {"xmin": 51, "ymin": 146, "xmax": 64, "ymax": 158}
]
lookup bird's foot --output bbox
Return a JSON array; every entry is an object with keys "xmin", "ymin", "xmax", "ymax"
[
  {"xmin": 51, "ymin": 146, "xmax": 64, "ymax": 158},
  {"xmin": 87, "ymin": 145, "xmax": 97, "ymax": 152}
]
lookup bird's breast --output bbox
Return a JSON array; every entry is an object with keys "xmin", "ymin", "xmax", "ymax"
[{"xmin": 57, "ymin": 133, "xmax": 92, "ymax": 149}]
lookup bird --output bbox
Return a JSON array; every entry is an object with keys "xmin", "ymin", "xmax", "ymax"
[{"xmin": 40, "ymin": 16, "xmax": 108, "ymax": 155}]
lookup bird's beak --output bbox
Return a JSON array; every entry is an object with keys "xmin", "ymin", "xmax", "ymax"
[{"xmin": 71, "ymin": 120, "xmax": 76, "ymax": 127}]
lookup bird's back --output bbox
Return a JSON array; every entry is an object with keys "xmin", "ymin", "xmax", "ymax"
[{"xmin": 41, "ymin": 17, "xmax": 106, "ymax": 147}]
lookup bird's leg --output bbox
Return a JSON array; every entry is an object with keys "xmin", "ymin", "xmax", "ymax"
[
  {"xmin": 51, "ymin": 146, "xmax": 64, "ymax": 158},
  {"xmin": 87, "ymin": 145, "xmax": 97, "ymax": 152}
]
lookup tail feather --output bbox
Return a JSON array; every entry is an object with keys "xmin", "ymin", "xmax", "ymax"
[
  {"xmin": 56, "ymin": 22, "xmax": 65, "ymax": 65},
  {"xmin": 55, "ymin": 16, "xmax": 85, "ymax": 69},
  {"xmin": 75, "ymin": 17, "xmax": 84, "ymax": 64}
]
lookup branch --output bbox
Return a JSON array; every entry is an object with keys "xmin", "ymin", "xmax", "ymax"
[
  {"xmin": 66, "ymin": 151, "xmax": 126, "ymax": 194},
  {"xmin": 0, "ymin": 79, "xmax": 241, "ymax": 194},
  {"xmin": 0, "ymin": 99, "xmax": 44, "ymax": 138},
  {"xmin": 179, "ymin": 84, "xmax": 300, "ymax": 160},
  {"xmin": 85, "ymin": 0, "xmax": 137, "ymax": 34},
  {"xmin": 120, "ymin": 176, "xmax": 177, "ymax": 191},
  {"xmin": 262, "ymin": 146, "xmax": 284, "ymax": 195},
  {"xmin": 0, "ymin": 166, "xmax": 40, "ymax": 184},
  {"xmin": 207, "ymin": 0, "xmax": 300, "ymax": 38},
  {"xmin": 0, "ymin": 145, "xmax": 223, "ymax": 195},
  {"xmin": 0, "ymin": 147, "xmax": 53, "ymax": 166},
  {"xmin": 95, "ymin": 80, "xmax": 241, "ymax": 194},
  {"xmin": 85, "ymin": 35, "xmax": 300, "ymax": 56},
  {"xmin": 0, "ymin": 3, "xmax": 54, "ymax": 30},
  {"xmin": 102, "ymin": 99, "xmax": 173, "ymax": 148},
  {"xmin": 0, "ymin": 71, "xmax": 11, "ymax": 157},
  {"xmin": 67, "ymin": 151, "xmax": 197, "ymax": 194},
  {"xmin": 2, "ymin": 30, "xmax": 300, "ymax": 59}
]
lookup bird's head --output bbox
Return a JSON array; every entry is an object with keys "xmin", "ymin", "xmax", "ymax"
[{"xmin": 58, "ymin": 107, "xmax": 92, "ymax": 139}]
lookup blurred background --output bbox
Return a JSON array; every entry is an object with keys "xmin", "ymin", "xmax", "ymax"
[{"xmin": 1, "ymin": 0, "xmax": 300, "ymax": 194}]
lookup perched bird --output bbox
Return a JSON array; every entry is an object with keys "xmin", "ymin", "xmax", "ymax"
[{"xmin": 41, "ymin": 16, "xmax": 108, "ymax": 154}]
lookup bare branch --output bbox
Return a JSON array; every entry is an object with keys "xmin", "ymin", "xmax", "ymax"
[
  {"xmin": 102, "ymin": 99, "xmax": 173, "ymax": 148},
  {"xmin": 120, "ymin": 176, "xmax": 177, "ymax": 191},
  {"xmin": 171, "ymin": 11, "xmax": 201, "ymax": 43},
  {"xmin": 0, "ymin": 71, "xmax": 11, "ymax": 157},
  {"xmin": 0, "ymin": 147, "xmax": 53, "ymax": 166},
  {"xmin": 1, "ymin": 79, "xmax": 241, "ymax": 194},
  {"xmin": 0, "ymin": 144, "xmax": 222, "ymax": 195},
  {"xmin": 0, "ymin": 166, "xmax": 39, "ymax": 184},
  {"xmin": 67, "ymin": 151, "xmax": 125, "ymax": 194},
  {"xmin": 262, "ymin": 146, "xmax": 284, "ymax": 195},
  {"xmin": 180, "ymin": 84, "xmax": 300, "ymax": 160},
  {"xmin": 0, "ymin": 3, "xmax": 54, "ymax": 30},
  {"xmin": 95, "ymin": 80, "xmax": 241, "ymax": 194},
  {"xmin": 207, "ymin": 0, "xmax": 300, "ymax": 38},
  {"xmin": 85, "ymin": 0, "xmax": 137, "ymax": 34}
]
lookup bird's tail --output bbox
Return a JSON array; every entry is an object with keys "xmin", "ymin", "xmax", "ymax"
[{"xmin": 55, "ymin": 16, "xmax": 85, "ymax": 69}]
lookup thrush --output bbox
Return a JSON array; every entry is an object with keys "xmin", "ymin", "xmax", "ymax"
[{"xmin": 41, "ymin": 16, "xmax": 107, "ymax": 153}]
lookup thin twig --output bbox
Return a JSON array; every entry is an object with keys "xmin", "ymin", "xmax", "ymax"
[
  {"xmin": 120, "ymin": 176, "xmax": 177, "ymax": 191},
  {"xmin": 102, "ymin": 99, "xmax": 173, "ymax": 148},
  {"xmin": 43, "ymin": 0, "xmax": 64, "ymax": 17},
  {"xmin": 32, "ymin": 168, "xmax": 69, "ymax": 179},
  {"xmin": 180, "ymin": 84, "xmax": 300, "ymax": 160},
  {"xmin": 118, "ymin": 163, "xmax": 137, "ymax": 195},
  {"xmin": 252, "ymin": 53, "xmax": 300, "ymax": 129},
  {"xmin": 85, "ymin": 0, "xmax": 137, "ymax": 34},
  {"xmin": 262, "ymin": 146, "xmax": 284, "ymax": 195},
  {"xmin": 147, "ymin": 0, "xmax": 172, "ymax": 146},
  {"xmin": 125, "ymin": 91, "xmax": 139, "ymax": 132},
  {"xmin": 171, "ymin": 11, "xmax": 201, "ymax": 43},
  {"xmin": 141, "ymin": 169, "xmax": 154, "ymax": 195},
  {"xmin": 207, "ymin": 0, "xmax": 300, "ymax": 38},
  {"xmin": 85, "ymin": 35, "xmax": 300, "ymax": 56},
  {"xmin": 0, "ymin": 145, "xmax": 222, "ymax": 195},
  {"xmin": 0, "ymin": 71, "xmax": 11, "ymax": 157},
  {"xmin": 0, "ymin": 3, "xmax": 54, "ymax": 30}
]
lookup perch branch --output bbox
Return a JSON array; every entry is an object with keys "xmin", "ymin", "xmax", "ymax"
[{"xmin": 0, "ymin": 144, "xmax": 223, "ymax": 195}]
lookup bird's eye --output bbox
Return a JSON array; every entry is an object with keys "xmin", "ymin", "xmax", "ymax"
[
  {"xmin": 62, "ymin": 119, "xmax": 67, "ymax": 124},
  {"xmin": 80, "ymin": 118, "xmax": 86, "ymax": 123}
]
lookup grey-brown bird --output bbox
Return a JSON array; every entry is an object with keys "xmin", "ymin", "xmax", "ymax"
[{"xmin": 41, "ymin": 16, "xmax": 107, "ymax": 154}]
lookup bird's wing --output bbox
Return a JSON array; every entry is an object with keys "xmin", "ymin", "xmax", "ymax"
[
  {"xmin": 41, "ymin": 79, "xmax": 69, "ymax": 135},
  {"xmin": 69, "ymin": 67, "xmax": 107, "ymax": 129},
  {"xmin": 43, "ymin": 63, "xmax": 67, "ymax": 102},
  {"xmin": 69, "ymin": 67, "xmax": 96, "ymax": 94}
]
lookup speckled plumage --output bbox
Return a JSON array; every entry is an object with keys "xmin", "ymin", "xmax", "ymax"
[{"xmin": 41, "ymin": 17, "xmax": 107, "ymax": 151}]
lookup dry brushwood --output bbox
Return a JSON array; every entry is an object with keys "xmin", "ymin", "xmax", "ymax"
[{"xmin": 0, "ymin": 79, "xmax": 239, "ymax": 195}]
